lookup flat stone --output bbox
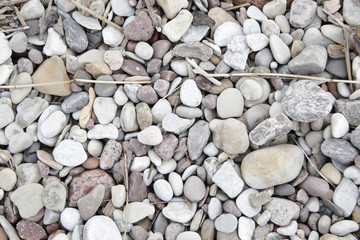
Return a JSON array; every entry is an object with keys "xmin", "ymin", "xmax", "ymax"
[
  {"xmin": 10, "ymin": 183, "xmax": 44, "ymax": 218},
  {"xmin": 335, "ymin": 99, "xmax": 360, "ymax": 126},
  {"xmin": 138, "ymin": 126, "xmax": 163, "ymax": 146},
  {"xmin": 43, "ymin": 181, "xmax": 67, "ymax": 212},
  {"xmin": 104, "ymin": 50, "xmax": 124, "ymax": 71},
  {"xmin": 156, "ymin": 0, "xmax": 188, "ymax": 19},
  {"xmin": 209, "ymin": 118, "xmax": 249, "ymax": 155},
  {"xmin": 173, "ymin": 42, "xmax": 213, "ymax": 61},
  {"xmin": 123, "ymin": 202, "xmax": 155, "ymax": 223},
  {"xmin": 217, "ymin": 88, "xmax": 244, "ymax": 118},
  {"xmin": 208, "ymin": 197, "xmax": 222, "ymax": 220},
  {"xmin": 269, "ymin": 35, "xmax": 291, "ymax": 64},
  {"xmin": 162, "ymin": 197, "xmax": 197, "ymax": 223},
  {"xmin": 162, "ymin": 113, "xmax": 195, "ymax": 135},
  {"xmin": 241, "ymin": 144, "xmax": 304, "ymax": 189},
  {"xmin": 288, "ymin": 45, "xmax": 328, "ymax": 74},
  {"xmin": 343, "ymin": 0, "xmax": 360, "ymax": 26},
  {"xmin": 302, "ymin": 27, "xmax": 334, "ymax": 47},
  {"xmin": 162, "ymin": 10, "xmax": 193, "ymax": 42},
  {"xmin": 300, "ymin": 176, "xmax": 330, "ymax": 197},
  {"xmin": 180, "ymin": 79, "xmax": 202, "ymax": 107},
  {"xmin": 282, "ymin": 80, "xmax": 333, "ymax": 122},
  {"xmin": 99, "ymin": 139, "xmax": 122, "ymax": 170},
  {"xmin": 180, "ymin": 25, "xmax": 210, "ymax": 43},
  {"xmin": 124, "ymin": 11, "xmax": 154, "ymax": 41},
  {"xmin": 187, "ymin": 120, "xmax": 210, "ymax": 160},
  {"xmin": 263, "ymin": 0, "xmax": 286, "ymax": 18},
  {"xmin": 53, "ymin": 140, "xmax": 87, "ymax": 167},
  {"xmin": 0, "ymin": 168, "xmax": 16, "ymax": 191},
  {"xmin": 154, "ymin": 133, "xmax": 178, "ymax": 160},
  {"xmin": 264, "ymin": 197, "xmax": 300, "ymax": 226},
  {"xmin": 128, "ymin": 171, "xmax": 147, "ymax": 202},
  {"xmin": 236, "ymin": 188, "xmax": 261, "ymax": 217},
  {"xmin": 184, "ymin": 176, "xmax": 206, "ymax": 202},
  {"xmin": 121, "ymin": 59, "xmax": 148, "ymax": 76},
  {"xmin": 215, "ymin": 214, "xmax": 237, "ymax": 233},
  {"xmin": 102, "ymin": 26, "xmax": 124, "ymax": 47},
  {"xmin": 77, "ymin": 184, "xmax": 105, "ymax": 221},
  {"xmin": 246, "ymin": 33, "xmax": 269, "ymax": 52},
  {"xmin": 212, "ymin": 162, "xmax": 244, "ymax": 198},
  {"xmin": 8, "ymin": 132, "xmax": 33, "ymax": 153},
  {"xmin": 330, "ymin": 220, "xmax": 359, "ymax": 236},
  {"xmin": 72, "ymin": 11, "xmax": 102, "ymax": 30},
  {"xmin": 87, "ymin": 124, "xmax": 119, "ymax": 139},
  {"xmin": 83, "ymin": 216, "xmax": 122, "ymax": 240},
  {"xmin": 321, "ymin": 139, "xmax": 358, "ymax": 165},
  {"xmin": 63, "ymin": 18, "xmax": 88, "ymax": 53},
  {"xmin": 333, "ymin": 177, "xmax": 359, "ymax": 217},
  {"xmin": 68, "ymin": 169, "xmax": 115, "ymax": 207},
  {"xmin": 289, "ymin": 0, "xmax": 317, "ymax": 28},
  {"xmin": 249, "ymin": 113, "xmax": 292, "ymax": 145},
  {"xmin": 224, "ymin": 35, "xmax": 250, "ymax": 70},
  {"xmin": 16, "ymin": 97, "xmax": 49, "ymax": 128},
  {"xmin": 93, "ymin": 97, "xmax": 117, "ymax": 124},
  {"xmin": 15, "ymin": 163, "xmax": 41, "ymax": 186},
  {"xmin": 31, "ymin": 55, "xmax": 71, "ymax": 96},
  {"xmin": 111, "ymin": 0, "xmax": 134, "ymax": 16},
  {"xmin": 154, "ymin": 179, "xmax": 173, "ymax": 202},
  {"xmin": 16, "ymin": 220, "xmax": 46, "ymax": 240}
]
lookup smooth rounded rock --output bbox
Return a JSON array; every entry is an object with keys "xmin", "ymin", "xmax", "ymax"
[
  {"xmin": 154, "ymin": 179, "xmax": 173, "ymax": 202},
  {"xmin": 241, "ymin": 144, "xmax": 304, "ymax": 189},
  {"xmin": 184, "ymin": 176, "xmax": 206, "ymax": 202},
  {"xmin": 236, "ymin": 188, "xmax": 261, "ymax": 217},
  {"xmin": 0, "ymin": 168, "xmax": 16, "ymax": 191},
  {"xmin": 53, "ymin": 140, "xmax": 87, "ymax": 167},
  {"xmin": 137, "ymin": 126, "xmax": 163, "ymax": 146},
  {"xmin": 83, "ymin": 216, "xmax": 122, "ymax": 240},
  {"xmin": 216, "ymin": 88, "xmax": 244, "ymax": 118},
  {"xmin": 60, "ymin": 208, "xmax": 82, "ymax": 231}
]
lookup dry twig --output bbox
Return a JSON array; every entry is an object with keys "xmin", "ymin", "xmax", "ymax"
[
  {"xmin": 67, "ymin": 0, "xmax": 123, "ymax": 31},
  {"xmin": 0, "ymin": 0, "xmax": 28, "ymax": 7},
  {"xmin": 224, "ymin": 3, "xmax": 250, "ymax": 11}
]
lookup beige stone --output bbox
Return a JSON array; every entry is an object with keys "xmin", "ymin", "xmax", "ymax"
[
  {"xmin": 320, "ymin": 163, "xmax": 341, "ymax": 185},
  {"xmin": 32, "ymin": 55, "xmax": 72, "ymax": 96},
  {"xmin": 85, "ymin": 62, "xmax": 112, "ymax": 78},
  {"xmin": 241, "ymin": 144, "xmax": 304, "ymax": 189},
  {"xmin": 208, "ymin": 7, "xmax": 238, "ymax": 36}
]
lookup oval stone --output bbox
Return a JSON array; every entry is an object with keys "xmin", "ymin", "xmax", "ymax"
[{"xmin": 241, "ymin": 144, "xmax": 304, "ymax": 189}]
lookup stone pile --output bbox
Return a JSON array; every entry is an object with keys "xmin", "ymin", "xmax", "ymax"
[{"xmin": 0, "ymin": 0, "xmax": 360, "ymax": 239}]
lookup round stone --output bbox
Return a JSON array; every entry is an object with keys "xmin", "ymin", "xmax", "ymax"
[
  {"xmin": 180, "ymin": 79, "xmax": 202, "ymax": 107},
  {"xmin": 53, "ymin": 139, "xmax": 87, "ymax": 167},
  {"xmin": 83, "ymin": 216, "xmax": 122, "ymax": 240},
  {"xmin": 0, "ymin": 168, "xmax": 16, "ymax": 191},
  {"xmin": 43, "ymin": 181, "xmax": 67, "ymax": 212},
  {"xmin": 214, "ymin": 214, "xmax": 238, "ymax": 233},
  {"xmin": 183, "ymin": 176, "xmax": 206, "ymax": 202},
  {"xmin": 137, "ymin": 126, "xmax": 163, "ymax": 146},
  {"xmin": 217, "ymin": 88, "xmax": 244, "ymax": 118},
  {"xmin": 239, "ymin": 79, "xmax": 263, "ymax": 101},
  {"xmin": 331, "ymin": 113, "xmax": 349, "ymax": 138},
  {"xmin": 236, "ymin": 188, "xmax": 262, "ymax": 217},
  {"xmin": 60, "ymin": 208, "xmax": 82, "ymax": 231},
  {"xmin": 135, "ymin": 41, "xmax": 154, "ymax": 60},
  {"xmin": 153, "ymin": 179, "xmax": 173, "ymax": 202}
]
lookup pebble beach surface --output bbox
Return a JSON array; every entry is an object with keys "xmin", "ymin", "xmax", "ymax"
[{"xmin": 0, "ymin": 0, "xmax": 360, "ymax": 239}]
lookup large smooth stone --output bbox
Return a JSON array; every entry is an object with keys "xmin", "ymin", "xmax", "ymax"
[
  {"xmin": 241, "ymin": 144, "xmax": 304, "ymax": 189},
  {"xmin": 83, "ymin": 216, "xmax": 122, "ymax": 240},
  {"xmin": 10, "ymin": 183, "xmax": 44, "ymax": 218}
]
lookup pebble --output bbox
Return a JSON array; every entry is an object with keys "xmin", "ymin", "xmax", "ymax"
[
  {"xmin": 110, "ymin": 0, "xmax": 134, "ymax": 16},
  {"xmin": 209, "ymin": 118, "xmax": 249, "ymax": 155},
  {"xmin": 187, "ymin": 120, "xmax": 210, "ymax": 160},
  {"xmin": 20, "ymin": 0, "xmax": 45, "ymax": 20},
  {"xmin": 87, "ymin": 124, "xmax": 119, "ymax": 139},
  {"xmin": 321, "ymin": 139, "xmax": 358, "ymax": 165},
  {"xmin": 331, "ymin": 113, "xmax": 349, "ymax": 138},
  {"xmin": 0, "ymin": 34, "xmax": 12, "ymax": 65},
  {"xmin": 246, "ymin": 6, "xmax": 268, "ymax": 21},
  {"xmin": 299, "ymin": 176, "xmax": 330, "ymax": 197},
  {"xmin": 302, "ymin": 28, "xmax": 334, "ymax": 47},
  {"xmin": 173, "ymin": 42, "xmax": 213, "ymax": 61},
  {"xmin": 40, "ymin": 110, "xmax": 68, "ymax": 138},
  {"xmin": 333, "ymin": 177, "xmax": 359, "ymax": 217},
  {"xmin": 238, "ymin": 216, "xmax": 256, "ymax": 240},
  {"xmin": 335, "ymin": 99, "xmax": 360, "ymax": 127},
  {"xmin": 162, "ymin": 113, "xmax": 195, "ymax": 135},
  {"xmin": 180, "ymin": 79, "xmax": 202, "ymax": 107},
  {"xmin": 10, "ymin": 183, "xmax": 44, "ymax": 218},
  {"xmin": 208, "ymin": 197, "xmax": 222, "ymax": 220},
  {"xmin": 236, "ymin": 188, "xmax": 262, "ymax": 217},
  {"xmin": 264, "ymin": 197, "xmax": 300, "ymax": 226},
  {"xmin": 0, "ymin": 168, "xmax": 16, "ymax": 191},
  {"xmin": 212, "ymin": 162, "xmax": 244, "ymax": 198},
  {"xmin": 288, "ymin": 45, "xmax": 328, "ymax": 74},
  {"xmin": 53, "ymin": 140, "xmax": 87, "ymax": 167},
  {"xmin": 263, "ymin": 0, "xmax": 286, "ymax": 19},
  {"xmin": 43, "ymin": 181, "xmax": 67, "ymax": 212},
  {"xmin": 8, "ymin": 132, "xmax": 33, "ymax": 153},
  {"xmin": 184, "ymin": 176, "xmax": 206, "ymax": 202},
  {"xmin": 102, "ymin": 26, "xmax": 124, "ymax": 47},
  {"xmin": 282, "ymin": 80, "xmax": 333, "ymax": 122},
  {"xmin": 154, "ymin": 179, "xmax": 173, "ymax": 202},
  {"xmin": 157, "ymin": 0, "xmax": 188, "ymax": 19},
  {"xmin": 214, "ymin": 214, "xmax": 237, "ymax": 233},
  {"xmin": 343, "ymin": 0, "xmax": 360, "ymax": 26},
  {"xmin": 83, "ymin": 216, "xmax": 122, "ymax": 240},
  {"xmin": 72, "ymin": 11, "xmax": 102, "ymax": 30},
  {"xmin": 123, "ymin": 201, "xmax": 155, "ymax": 224},
  {"xmin": 330, "ymin": 220, "xmax": 359, "ymax": 236},
  {"xmin": 224, "ymin": 35, "xmax": 250, "ymax": 71},
  {"xmin": 0, "ymin": 104, "xmax": 14, "ymax": 129},
  {"xmin": 246, "ymin": 33, "xmax": 269, "ymax": 52},
  {"xmin": 180, "ymin": 25, "xmax": 210, "ymax": 43},
  {"xmin": 124, "ymin": 11, "xmax": 154, "ymax": 41},
  {"xmin": 216, "ymin": 88, "xmax": 244, "ymax": 118},
  {"xmin": 162, "ymin": 197, "xmax": 197, "ymax": 223},
  {"xmin": 320, "ymin": 163, "xmax": 341, "ymax": 185},
  {"xmin": 63, "ymin": 18, "xmax": 88, "ymax": 53},
  {"xmin": 277, "ymin": 220, "xmax": 298, "ymax": 236},
  {"xmin": 249, "ymin": 113, "xmax": 292, "ymax": 145},
  {"xmin": 241, "ymin": 144, "xmax": 304, "ymax": 189},
  {"xmin": 9, "ymin": 32, "xmax": 27, "ymax": 53},
  {"xmin": 289, "ymin": 0, "xmax": 317, "ymax": 28},
  {"xmin": 138, "ymin": 126, "xmax": 163, "ymax": 145},
  {"xmin": 269, "ymin": 35, "xmax": 291, "ymax": 64},
  {"xmin": 162, "ymin": 10, "xmax": 193, "ymax": 42},
  {"xmin": 77, "ymin": 184, "xmax": 105, "ymax": 220},
  {"xmin": 16, "ymin": 220, "xmax": 46, "ymax": 240},
  {"xmin": 43, "ymin": 28, "xmax": 67, "ymax": 57},
  {"xmin": 176, "ymin": 231, "xmax": 201, "ymax": 240}
]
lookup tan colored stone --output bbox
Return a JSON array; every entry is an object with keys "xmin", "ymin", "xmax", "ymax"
[
  {"xmin": 208, "ymin": 7, "xmax": 238, "ymax": 36},
  {"xmin": 291, "ymin": 40, "xmax": 305, "ymax": 58},
  {"xmin": 85, "ymin": 62, "xmax": 112, "ymax": 78},
  {"xmin": 31, "ymin": 55, "xmax": 72, "ymax": 96},
  {"xmin": 37, "ymin": 150, "xmax": 64, "ymax": 170},
  {"xmin": 320, "ymin": 163, "xmax": 341, "ymax": 185}
]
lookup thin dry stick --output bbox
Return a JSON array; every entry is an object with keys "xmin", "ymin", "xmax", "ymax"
[
  {"xmin": 186, "ymin": 57, "xmax": 222, "ymax": 86},
  {"xmin": 13, "ymin": 6, "xmax": 27, "ymax": 27},
  {"xmin": 322, "ymin": 8, "xmax": 353, "ymax": 34},
  {"xmin": 0, "ymin": 80, "xmax": 74, "ymax": 89},
  {"xmin": 291, "ymin": 135, "xmax": 335, "ymax": 188},
  {"xmin": 0, "ymin": 25, "xmax": 29, "ymax": 33},
  {"xmin": 101, "ymin": 1, "xmax": 112, "ymax": 28},
  {"xmin": 123, "ymin": 154, "xmax": 129, "ymax": 240},
  {"xmin": 224, "ymin": 3, "xmax": 250, "ymax": 11},
  {"xmin": 67, "ymin": 0, "xmax": 123, "ymax": 31},
  {"xmin": 205, "ymin": 72, "xmax": 360, "ymax": 84},
  {"xmin": 75, "ymin": 79, "xmax": 152, "ymax": 84},
  {"xmin": 0, "ymin": 0, "xmax": 28, "ymax": 7},
  {"xmin": 343, "ymin": 27, "xmax": 353, "ymax": 92}
]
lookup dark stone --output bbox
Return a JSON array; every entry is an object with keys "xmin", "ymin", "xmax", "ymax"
[{"xmin": 63, "ymin": 18, "xmax": 88, "ymax": 53}]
